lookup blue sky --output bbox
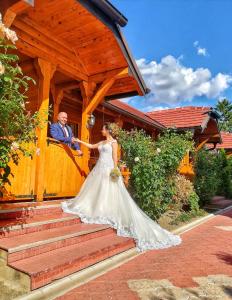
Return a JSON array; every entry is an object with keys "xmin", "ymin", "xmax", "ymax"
[{"xmin": 111, "ymin": 0, "xmax": 232, "ymax": 112}]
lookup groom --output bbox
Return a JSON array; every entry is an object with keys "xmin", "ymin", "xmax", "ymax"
[{"xmin": 50, "ymin": 112, "xmax": 82, "ymax": 156}]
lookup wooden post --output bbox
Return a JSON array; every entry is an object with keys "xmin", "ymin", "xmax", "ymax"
[
  {"xmin": 79, "ymin": 81, "xmax": 94, "ymax": 175},
  {"xmin": 34, "ymin": 58, "xmax": 56, "ymax": 201},
  {"xmin": 79, "ymin": 68, "xmax": 129, "ymax": 176},
  {"xmin": 51, "ymin": 86, "xmax": 63, "ymax": 122}
]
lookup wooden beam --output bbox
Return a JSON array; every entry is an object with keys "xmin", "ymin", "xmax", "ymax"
[
  {"xmin": 85, "ymin": 68, "xmax": 128, "ymax": 115},
  {"xmin": 3, "ymin": 0, "xmax": 33, "ymax": 27},
  {"xmin": 13, "ymin": 17, "xmax": 88, "ymax": 77},
  {"xmin": 79, "ymin": 81, "xmax": 92, "ymax": 175},
  {"xmin": 56, "ymin": 81, "xmax": 80, "ymax": 91},
  {"xmin": 12, "ymin": 23, "xmax": 88, "ymax": 81},
  {"xmin": 73, "ymin": 48, "xmax": 89, "ymax": 76},
  {"xmin": 89, "ymin": 67, "xmax": 130, "ymax": 83},
  {"xmin": 15, "ymin": 36, "xmax": 87, "ymax": 82},
  {"xmin": 196, "ymin": 138, "xmax": 210, "ymax": 151},
  {"xmin": 79, "ymin": 69, "xmax": 127, "ymax": 174},
  {"xmin": 34, "ymin": 58, "xmax": 56, "ymax": 201},
  {"xmin": 14, "ymin": 18, "xmax": 84, "ymax": 70},
  {"xmin": 51, "ymin": 84, "xmax": 64, "ymax": 122}
]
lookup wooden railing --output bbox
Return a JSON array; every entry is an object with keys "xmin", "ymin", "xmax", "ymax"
[
  {"xmin": 1, "ymin": 138, "xmax": 132, "ymax": 201},
  {"xmin": 1, "ymin": 138, "xmax": 84, "ymax": 201},
  {"xmin": 0, "ymin": 141, "xmax": 37, "ymax": 201},
  {"xmin": 42, "ymin": 138, "xmax": 84, "ymax": 198}
]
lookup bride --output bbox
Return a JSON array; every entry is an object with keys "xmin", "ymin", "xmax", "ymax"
[{"xmin": 62, "ymin": 124, "xmax": 181, "ymax": 252}]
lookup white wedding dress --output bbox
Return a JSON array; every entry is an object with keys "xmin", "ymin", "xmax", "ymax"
[{"xmin": 62, "ymin": 140, "xmax": 181, "ymax": 252}]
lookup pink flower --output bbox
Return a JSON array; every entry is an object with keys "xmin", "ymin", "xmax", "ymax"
[{"xmin": 11, "ymin": 142, "xmax": 19, "ymax": 151}]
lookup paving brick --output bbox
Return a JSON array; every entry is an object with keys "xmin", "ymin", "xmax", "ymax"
[{"xmin": 55, "ymin": 208, "xmax": 232, "ymax": 300}]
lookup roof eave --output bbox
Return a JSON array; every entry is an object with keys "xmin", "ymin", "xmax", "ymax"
[
  {"xmin": 77, "ymin": 0, "xmax": 149, "ymax": 96},
  {"xmin": 89, "ymin": 0, "xmax": 128, "ymax": 27},
  {"xmin": 103, "ymin": 102, "xmax": 165, "ymax": 131},
  {"xmin": 115, "ymin": 25, "xmax": 149, "ymax": 96}
]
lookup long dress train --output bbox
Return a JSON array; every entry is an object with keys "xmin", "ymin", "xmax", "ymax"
[{"xmin": 62, "ymin": 140, "xmax": 181, "ymax": 252}]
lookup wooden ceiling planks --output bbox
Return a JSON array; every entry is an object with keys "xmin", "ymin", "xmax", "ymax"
[
  {"xmin": 22, "ymin": 0, "xmax": 127, "ymax": 75},
  {"xmin": 107, "ymin": 78, "xmax": 136, "ymax": 96},
  {"xmin": 13, "ymin": 26, "xmax": 87, "ymax": 80},
  {"xmin": 2, "ymin": 0, "xmax": 145, "ymax": 99}
]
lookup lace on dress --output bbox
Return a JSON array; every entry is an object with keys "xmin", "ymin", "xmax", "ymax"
[{"xmin": 62, "ymin": 139, "xmax": 181, "ymax": 252}]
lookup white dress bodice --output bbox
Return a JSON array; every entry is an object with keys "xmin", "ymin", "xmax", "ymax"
[{"xmin": 97, "ymin": 141, "xmax": 115, "ymax": 170}]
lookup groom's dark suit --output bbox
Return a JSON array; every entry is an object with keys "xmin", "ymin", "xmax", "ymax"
[{"xmin": 50, "ymin": 122, "xmax": 80, "ymax": 150}]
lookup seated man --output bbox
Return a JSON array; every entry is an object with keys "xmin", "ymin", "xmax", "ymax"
[{"xmin": 50, "ymin": 111, "xmax": 82, "ymax": 156}]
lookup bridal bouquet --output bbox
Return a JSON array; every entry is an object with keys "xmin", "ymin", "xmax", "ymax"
[{"xmin": 110, "ymin": 167, "xmax": 121, "ymax": 182}]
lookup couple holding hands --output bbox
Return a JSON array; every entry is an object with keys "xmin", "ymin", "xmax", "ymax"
[{"xmin": 50, "ymin": 111, "xmax": 181, "ymax": 252}]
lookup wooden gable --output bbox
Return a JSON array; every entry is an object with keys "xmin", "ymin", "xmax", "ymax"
[{"xmin": 2, "ymin": 0, "xmax": 148, "ymax": 99}]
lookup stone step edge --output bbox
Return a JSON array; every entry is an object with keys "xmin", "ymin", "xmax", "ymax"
[
  {"xmin": 5, "ymin": 225, "xmax": 111, "ymax": 253},
  {"xmin": 14, "ymin": 248, "xmax": 139, "ymax": 300},
  {"xmin": 0, "ymin": 216, "xmax": 79, "ymax": 232},
  {"xmin": 0, "ymin": 203, "xmax": 63, "ymax": 214},
  {"xmin": 14, "ymin": 205, "xmax": 232, "ymax": 300}
]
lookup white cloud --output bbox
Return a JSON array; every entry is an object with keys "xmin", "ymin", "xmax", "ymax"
[
  {"xmin": 136, "ymin": 55, "xmax": 232, "ymax": 106},
  {"xmin": 193, "ymin": 41, "xmax": 208, "ymax": 56},
  {"xmin": 197, "ymin": 47, "xmax": 207, "ymax": 56}
]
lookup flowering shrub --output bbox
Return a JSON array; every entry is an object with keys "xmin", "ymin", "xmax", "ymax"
[
  {"xmin": 0, "ymin": 15, "xmax": 40, "ymax": 187},
  {"xmin": 172, "ymin": 174, "xmax": 199, "ymax": 211},
  {"xmin": 111, "ymin": 124, "xmax": 194, "ymax": 219}
]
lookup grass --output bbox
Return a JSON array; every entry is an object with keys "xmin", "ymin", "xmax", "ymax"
[
  {"xmin": 170, "ymin": 209, "xmax": 206, "ymax": 225},
  {"xmin": 158, "ymin": 208, "xmax": 208, "ymax": 231}
]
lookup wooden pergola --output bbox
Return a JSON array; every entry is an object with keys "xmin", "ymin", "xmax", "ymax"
[{"xmin": 0, "ymin": 0, "xmax": 149, "ymax": 201}]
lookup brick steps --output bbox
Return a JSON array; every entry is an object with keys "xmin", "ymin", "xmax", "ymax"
[
  {"xmin": 0, "ymin": 223, "xmax": 113, "ymax": 263},
  {"xmin": 0, "ymin": 212, "xmax": 81, "ymax": 239},
  {"xmin": 0, "ymin": 203, "xmax": 136, "ymax": 293},
  {"xmin": 0, "ymin": 202, "xmax": 62, "ymax": 219},
  {"xmin": 10, "ymin": 233, "xmax": 135, "ymax": 290},
  {"xmin": 0, "ymin": 200, "xmax": 62, "ymax": 212}
]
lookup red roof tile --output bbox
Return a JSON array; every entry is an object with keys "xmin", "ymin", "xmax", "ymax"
[
  {"xmin": 216, "ymin": 132, "xmax": 232, "ymax": 149},
  {"xmin": 146, "ymin": 106, "xmax": 211, "ymax": 129},
  {"xmin": 107, "ymin": 100, "xmax": 165, "ymax": 130}
]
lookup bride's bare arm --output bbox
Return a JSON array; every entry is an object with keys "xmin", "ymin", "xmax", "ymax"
[
  {"xmin": 112, "ymin": 141, "xmax": 118, "ymax": 168},
  {"xmin": 74, "ymin": 138, "xmax": 100, "ymax": 149}
]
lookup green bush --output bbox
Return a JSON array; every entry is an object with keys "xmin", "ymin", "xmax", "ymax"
[
  {"xmin": 0, "ymin": 20, "xmax": 41, "ymax": 187},
  {"xmin": 194, "ymin": 149, "xmax": 232, "ymax": 205},
  {"xmin": 194, "ymin": 149, "xmax": 220, "ymax": 206},
  {"xmin": 111, "ymin": 125, "xmax": 194, "ymax": 220},
  {"xmin": 227, "ymin": 156, "xmax": 232, "ymax": 195},
  {"xmin": 216, "ymin": 150, "xmax": 232, "ymax": 198},
  {"xmin": 188, "ymin": 191, "xmax": 200, "ymax": 212}
]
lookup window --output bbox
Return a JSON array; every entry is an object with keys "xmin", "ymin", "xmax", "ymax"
[{"xmin": 69, "ymin": 123, "xmax": 79, "ymax": 137}]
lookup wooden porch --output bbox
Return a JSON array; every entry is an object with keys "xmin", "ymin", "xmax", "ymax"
[{"xmin": 0, "ymin": 0, "xmax": 150, "ymax": 202}]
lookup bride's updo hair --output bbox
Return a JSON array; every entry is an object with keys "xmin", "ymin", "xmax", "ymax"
[{"xmin": 103, "ymin": 122, "xmax": 113, "ymax": 135}]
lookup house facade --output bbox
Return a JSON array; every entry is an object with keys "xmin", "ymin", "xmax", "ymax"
[{"xmin": 0, "ymin": 0, "xmax": 152, "ymax": 201}]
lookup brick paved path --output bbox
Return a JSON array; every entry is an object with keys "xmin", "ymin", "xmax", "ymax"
[{"xmin": 56, "ymin": 208, "xmax": 232, "ymax": 300}]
